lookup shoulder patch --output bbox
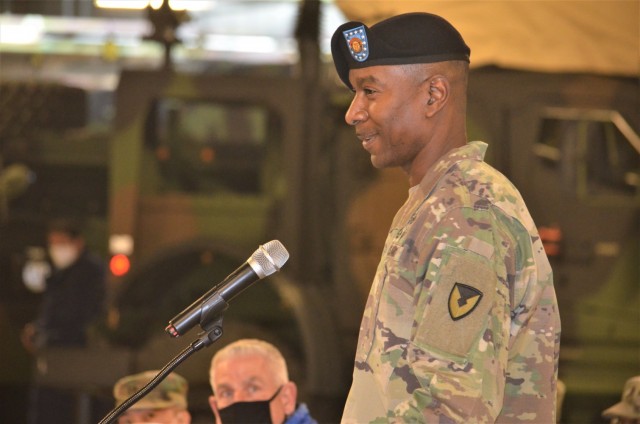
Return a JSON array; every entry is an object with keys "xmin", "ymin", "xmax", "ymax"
[{"xmin": 448, "ymin": 282, "xmax": 483, "ymax": 320}]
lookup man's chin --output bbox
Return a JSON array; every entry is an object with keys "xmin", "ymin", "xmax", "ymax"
[{"xmin": 370, "ymin": 156, "xmax": 391, "ymax": 169}]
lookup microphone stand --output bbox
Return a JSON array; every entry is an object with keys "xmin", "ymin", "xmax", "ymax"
[{"xmin": 98, "ymin": 316, "xmax": 225, "ymax": 424}]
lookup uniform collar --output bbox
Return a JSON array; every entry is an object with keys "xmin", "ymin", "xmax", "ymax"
[{"xmin": 414, "ymin": 141, "xmax": 487, "ymax": 197}]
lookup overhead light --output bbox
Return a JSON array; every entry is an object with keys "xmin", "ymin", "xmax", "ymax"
[
  {"xmin": 0, "ymin": 15, "xmax": 44, "ymax": 44},
  {"xmin": 95, "ymin": 0, "xmax": 159, "ymax": 9},
  {"xmin": 168, "ymin": 1, "xmax": 214, "ymax": 11},
  {"xmin": 95, "ymin": 0, "xmax": 214, "ymax": 11}
]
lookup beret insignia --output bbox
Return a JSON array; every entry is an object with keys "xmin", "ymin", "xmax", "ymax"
[{"xmin": 342, "ymin": 25, "xmax": 369, "ymax": 62}]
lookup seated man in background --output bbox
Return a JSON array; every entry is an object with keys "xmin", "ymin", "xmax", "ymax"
[
  {"xmin": 113, "ymin": 370, "xmax": 191, "ymax": 424},
  {"xmin": 209, "ymin": 338, "xmax": 316, "ymax": 424},
  {"xmin": 602, "ymin": 376, "xmax": 640, "ymax": 424}
]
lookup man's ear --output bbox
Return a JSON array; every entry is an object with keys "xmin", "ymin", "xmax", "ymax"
[
  {"xmin": 177, "ymin": 409, "xmax": 191, "ymax": 424},
  {"xmin": 280, "ymin": 381, "xmax": 298, "ymax": 415},
  {"xmin": 209, "ymin": 395, "xmax": 222, "ymax": 424},
  {"xmin": 74, "ymin": 237, "xmax": 86, "ymax": 251},
  {"xmin": 425, "ymin": 76, "xmax": 449, "ymax": 117}
]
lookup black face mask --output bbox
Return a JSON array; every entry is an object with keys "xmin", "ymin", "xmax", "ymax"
[{"xmin": 217, "ymin": 386, "xmax": 283, "ymax": 424}]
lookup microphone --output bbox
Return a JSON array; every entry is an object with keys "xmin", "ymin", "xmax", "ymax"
[{"xmin": 165, "ymin": 240, "xmax": 289, "ymax": 338}]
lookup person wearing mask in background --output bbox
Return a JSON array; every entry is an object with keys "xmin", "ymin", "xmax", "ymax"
[
  {"xmin": 21, "ymin": 217, "xmax": 106, "ymax": 423},
  {"xmin": 602, "ymin": 376, "xmax": 640, "ymax": 424},
  {"xmin": 331, "ymin": 12, "xmax": 561, "ymax": 423},
  {"xmin": 113, "ymin": 370, "xmax": 191, "ymax": 424},
  {"xmin": 209, "ymin": 338, "xmax": 317, "ymax": 424}
]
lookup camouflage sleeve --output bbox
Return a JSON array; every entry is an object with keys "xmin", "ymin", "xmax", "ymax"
[
  {"xmin": 495, "ymin": 208, "xmax": 559, "ymax": 421},
  {"xmin": 391, "ymin": 205, "xmax": 515, "ymax": 422}
]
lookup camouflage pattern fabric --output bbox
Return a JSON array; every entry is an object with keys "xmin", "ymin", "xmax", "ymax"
[
  {"xmin": 113, "ymin": 370, "xmax": 188, "ymax": 411},
  {"xmin": 342, "ymin": 141, "xmax": 561, "ymax": 423}
]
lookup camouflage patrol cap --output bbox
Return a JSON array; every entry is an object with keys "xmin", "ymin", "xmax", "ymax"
[
  {"xmin": 113, "ymin": 370, "xmax": 188, "ymax": 410},
  {"xmin": 602, "ymin": 376, "xmax": 640, "ymax": 419},
  {"xmin": 331, "ymin": 12, "xmax": 470, "ymax": 90}
]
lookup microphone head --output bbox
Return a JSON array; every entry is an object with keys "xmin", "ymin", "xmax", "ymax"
[{"xmin": 249, "ymin": 240, "xmax": 289, "ymax": 278}]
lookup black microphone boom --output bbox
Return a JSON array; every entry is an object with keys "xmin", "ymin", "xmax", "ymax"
[{"xmin": 165, "ymin": 240, "xmax": 289, "ymax": 337}]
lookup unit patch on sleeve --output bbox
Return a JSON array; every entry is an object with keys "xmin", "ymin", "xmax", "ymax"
[{"xmin": 448, "ymin": 282, "xmax": 483, "ymax": 321}]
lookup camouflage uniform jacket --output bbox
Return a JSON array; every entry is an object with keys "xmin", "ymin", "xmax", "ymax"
[{"xmin": 342, "ymin": 141, "xmax": 561, "ymax": 423}]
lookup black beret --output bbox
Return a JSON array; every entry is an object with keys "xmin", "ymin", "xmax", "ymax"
[{"xmin": 331, "ymin": 12, "xmax": 470, "ymax": 89}]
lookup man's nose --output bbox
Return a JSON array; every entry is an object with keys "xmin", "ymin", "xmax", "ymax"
[
  {"xmin": 234, "ymin": 391, "xmax": 249, "ymax": 403},
  {"xmin": 345, "ymin": 96, "xmax": 368, "ymax": 126}
]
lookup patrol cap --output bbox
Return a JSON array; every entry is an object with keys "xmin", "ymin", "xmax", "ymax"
[
  {"xmin": 602, "ymin": 375, "xmax": 640, "ymax": 419},
  {"xmin": 113, "ymin": 370, "xmax": 188, "ymax": 410},
  {"xmin": 331, "ymin": 12, "xmax": 470, "ymax": 90}
]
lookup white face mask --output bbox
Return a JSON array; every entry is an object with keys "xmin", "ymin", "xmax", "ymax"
[
  {"xmin": 48, "ymin": 244, "xmax": 79, "ymax": 269},
  {"xmin": 22, "ymin": 260, "xmax": 51, "ymax": 293}
]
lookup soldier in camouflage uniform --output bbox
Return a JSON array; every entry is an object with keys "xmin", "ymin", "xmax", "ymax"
[
  {"xmin": 113, "ymin": 370, "xmax": 191, "ymax": 424},
  {"xmin": 331, "ymin": 13, "xmax": 561, "ymax": 423}
]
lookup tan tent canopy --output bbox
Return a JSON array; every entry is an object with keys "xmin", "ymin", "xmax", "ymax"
[{"xmin": 335, "ymin": 0, "xmax": 639, "ymax": 77}]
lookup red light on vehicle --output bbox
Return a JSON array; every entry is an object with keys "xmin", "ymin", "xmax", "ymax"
[
  {"xmin": 156, "ymin": 146, "xmax": 171, "ymax": 161},
  {"xmin": 110, "ymin": 254, "xmax": 130, "ymax": 277},
  {"xmin": 538, "ymin": 225, "xmax": 563, "ymax": 257},
  {"xmin": 200, "ymin": 147, "xmax": 215, "ymax": 163}
]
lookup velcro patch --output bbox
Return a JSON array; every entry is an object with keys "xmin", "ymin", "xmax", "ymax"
[{"xmin": 414, "ymin": 247, "xmax": 495, "ymax": 357}]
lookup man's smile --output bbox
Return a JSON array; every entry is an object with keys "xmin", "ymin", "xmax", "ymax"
[{"xmin": 356, "ymin": 132, "xmax": 378, "ymax": 149}]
